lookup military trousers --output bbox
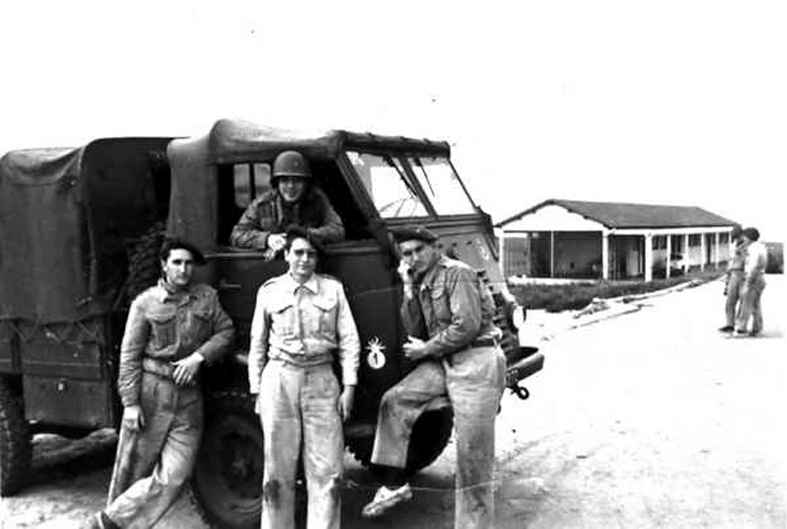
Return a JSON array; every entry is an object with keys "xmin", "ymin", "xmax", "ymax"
[
  {"xmin": 105, "ymin": 372, "xmax": 203, "ymax": 529},
  {"xmin": 725, "ymin": 270, "xmax": 744, "ymax": 327},
  {"xmin": 371, "ymin": 345, "xmax": 506, "ymax": 529},
  {"xmin": 257, "ymin": 359, "xmax": 344, "ymax": 529},
  {"xmin": 736, "ymin": 276, "xmax": 766, "ymax": 334}
]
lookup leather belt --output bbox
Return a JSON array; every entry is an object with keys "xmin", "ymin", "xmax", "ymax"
[{"xmin": 142, "ymin": 357, "xmax": 198, "ymax": 387}]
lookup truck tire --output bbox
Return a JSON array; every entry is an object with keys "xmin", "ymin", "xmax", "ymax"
[
  {"xmin": 0, "ymin": 377, "xmax": 31, "ymax": 496},
  {"xmin": 191, "ymin": 391, "xmax": 263, "ymax": 529},
  {"xmin": 127, "ymin": 221, "xmax": 166, "ymax": 301},
  {"xmin": 347, "ymin": 407, "xmax": 454, "ymax": 474}
]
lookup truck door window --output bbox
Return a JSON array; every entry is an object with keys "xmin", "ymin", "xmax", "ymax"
[
  {"xmin": 409, "ymin": 157, "xmax": 476, "ymax": 215},
  {"xmin": 347, "ymin": 151, "xmax": 428, "ymax": 218},
  {"xmin": 233, "ymin": 163, "xmax": 271, "ymax": 208}
]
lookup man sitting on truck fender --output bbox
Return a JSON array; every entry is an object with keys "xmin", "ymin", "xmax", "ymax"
[
  {"xmin": 230, "ymin": 150, "xmax": 345, "ymax": 257},
  {"xmin": 248, "ymin": 226, "xmax": 360, "ymax": 529},
  {"xmin": 84, "ymin": 239, "xmax": 234, "ymax": 529},
  {"xmin": 361, "ymin": 226, "xmax": 506, "ymax": 529}
]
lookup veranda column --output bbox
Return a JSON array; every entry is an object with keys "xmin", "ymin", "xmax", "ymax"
[
  {"xmin": 644, "ymin": 233, "xmax": 653, "ymax": 282},
  {"xmin": 665, "ymin": 233, "xmax": 672, "ymax": 279},
  {"xmin": 700, "ymin": 232, "xmax": 706, "ymax": 271},
  {"xmin": 601, "ymin": 232, "xmax": 610, "ymax": 280},
  {"xmin": 683, "ymin": 234, "xmax": 689, "ymax": 273},
  {"xmin": 714, "ymin": 232, "xmax": 720, "ymax": 268}
]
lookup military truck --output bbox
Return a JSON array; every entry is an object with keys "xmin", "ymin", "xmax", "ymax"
[{"xmin": 0, "ymin": 119, "xmax": 543, "ymax": 528}]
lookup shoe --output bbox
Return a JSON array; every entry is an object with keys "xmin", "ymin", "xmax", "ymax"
[
  {"xmin": 718, "ymin": 325, "xmax": 734, "ymax": 333},
  {"xmin": 80, "ymin": 513, "xmax": 103, "ymax": 529},
  {"xmin": 730, "ymin": 329, "xmax": 748, "ymax": 338},
  {"xmin": 748, "ymin": 330, "xmax": 761, "ymax": 337},
  {"xmin": 361, "ymin": 483, "xmax": 413, "ymax": 518}
]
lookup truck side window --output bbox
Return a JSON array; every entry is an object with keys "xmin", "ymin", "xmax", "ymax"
[{"xmin": 233, "ymin": 163, "xmax": 271, "ymax": 208}]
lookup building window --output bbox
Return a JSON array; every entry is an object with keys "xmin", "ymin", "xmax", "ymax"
[
  {"xmin": 720, "ymin": 233, "xmax": 729, "ymax": 244},
  {"xmin": 689, "ymin": 234, "xmax": 701, "ymax": 247},
  {"xmin": 671, "ymin": 235, "xmax": 683, "ymax": 252},
  {"xmin": 652, "ymin": 235, "xmax": 667, "ymax": 250}
]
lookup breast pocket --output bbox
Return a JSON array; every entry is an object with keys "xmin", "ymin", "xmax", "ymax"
[
  {"xmin": 149, "ymin": 312, "xmax": 177, "ymax": 349},
  {"xmin": 312, "ymin": 296, "xmax": 338, "ymax": 337},
  {"xmin": 186, "ymin": 310, "xmax": 212, "ymax": 345},
  {"xmin": 269, "ymin": 300, "xmax": 295, "ymax": 337},
  {"xmin": 429, "ymin": 285, "xmax": 452, "ymax": 324}
]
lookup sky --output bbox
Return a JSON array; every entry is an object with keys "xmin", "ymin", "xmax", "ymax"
[{"xmin": 1, "ymin": 1, "xmax": 785, "ymax": 241}]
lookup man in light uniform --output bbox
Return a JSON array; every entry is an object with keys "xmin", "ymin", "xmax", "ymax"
[
  {"xmin": 361, "ymin": 226, "xmax": 506, "ymax": 529},
  {"xmin": 719, "ymin": 225, "xmax": 745, "ymax": 333},
  {"xmin": 86, "ymin": 239, "xmax": 234, "ymax": 529},
  {"xmin": 733, "ymin": 227, "xmax": 768, "ymax": 337},
  {"xmin": 230, "ymin": 150, "xmax": 344, "ymax": 257},
  {"xmin": 248, "ymin": 227, "xmax": 360, "ymax": 529}
]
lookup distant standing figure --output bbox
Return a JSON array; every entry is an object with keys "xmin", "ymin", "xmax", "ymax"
[
  {"xmin": 733, "ymin": 227, "xmax": 768, "ymax": 337},
  {"xmin": 719, "ymin": 225, "xmax": 744, "ymax": 333},
  {"xmin": 230, "ymin": 150, "xmax": 345, "ymax": 257}
]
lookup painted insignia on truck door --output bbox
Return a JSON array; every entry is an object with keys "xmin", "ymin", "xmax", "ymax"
[{"xmin": 365, "ymin": 337, "xmax": 387, "ymax": 369}]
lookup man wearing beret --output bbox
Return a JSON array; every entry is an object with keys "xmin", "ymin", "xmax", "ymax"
[{"xmin": 361, "ymin": 226, "xmax": 506, "ymax": 529}]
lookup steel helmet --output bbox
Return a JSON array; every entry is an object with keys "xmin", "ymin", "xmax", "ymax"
[{"xmin": 272, "ymin": 150, "xmax": 312, "ymax": 181}]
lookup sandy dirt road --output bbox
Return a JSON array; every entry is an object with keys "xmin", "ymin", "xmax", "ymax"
[{"xmin": 2, "ymin": 275, "xmax": 785, "ymax": 528}]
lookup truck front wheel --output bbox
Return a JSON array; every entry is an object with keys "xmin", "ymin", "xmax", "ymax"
[
  {"xmin": 347, "ymin": 407, "xmax": 454, "ymax": 474},
  {"xmin": 191, "ymin": 391, "xmax": 263, "ymax": 529},
  {"xmin": 0, "ymin": 377, "xmax": 31, "ymax": 496}
]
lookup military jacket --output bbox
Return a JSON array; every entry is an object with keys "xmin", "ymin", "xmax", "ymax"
[
  {"xmin": 248, "ymin": 272, "xmax": 360, "ymax": 393},
  {"xmin": 118, "ymin": 280, "xmax": 235, "ymax": 406},
  {"xmin": 230, "ymin": 187, "xmax": 345, "ymax": 249},
  {"xmin": 402, "ymin": 256, "xmax": 501, "ymax": 358}
]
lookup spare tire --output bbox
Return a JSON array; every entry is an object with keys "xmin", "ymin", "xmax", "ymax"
[{"xmin": 127, "ymin": 221, "xmax": 166, "ymax": 301}]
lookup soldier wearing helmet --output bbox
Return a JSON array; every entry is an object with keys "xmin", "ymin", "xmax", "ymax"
[{"xmin": 230, "ymin": 150, "xmax": 345, "ymax": 256}]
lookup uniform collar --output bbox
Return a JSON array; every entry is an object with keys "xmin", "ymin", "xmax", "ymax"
[
  {"xmin": 156, "ymin": 279, "xmax": 197, "ymax": 303},
  {"xmin": 282, "ymin": 272, "xmax": 319, "ymax": 295}
]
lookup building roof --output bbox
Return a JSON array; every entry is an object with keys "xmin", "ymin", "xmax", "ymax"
[{"xmin": 497, "ymin": 199, "xmax": 738, "ymax": 230}]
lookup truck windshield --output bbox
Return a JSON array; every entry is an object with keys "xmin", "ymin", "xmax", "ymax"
[
  {"xmin": 347, "ymin": 151, "xmax": 428, "ymax": 218},
  {"xmin": 408, "ymin": 157, "xmax": 476, "ymax": 215}
]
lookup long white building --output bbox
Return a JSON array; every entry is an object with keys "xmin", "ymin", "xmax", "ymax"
[{"xmin": 497, "ymin": 199, "xmax": 738, "ymax": 281}]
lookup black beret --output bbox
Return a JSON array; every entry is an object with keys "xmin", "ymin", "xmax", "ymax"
[
  {"xmin": 159, "ymin": 238, "xmax": 207, "ymax": 265},
  {"xmin": 390, "ymin": 226, "xmax": 439, "ymax": 244}
]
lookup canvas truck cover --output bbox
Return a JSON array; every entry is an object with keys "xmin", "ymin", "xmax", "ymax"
[
  {"xmin": 0, "ymin": 138, "xmax": 172, "ymax": 323},
  {"xmin": 165, "ymin": 118, "xmax": 450, "ymax": 249},
  {"xmin": 166, "ymin": 119, "xmax": 342, "ymax": 250}
]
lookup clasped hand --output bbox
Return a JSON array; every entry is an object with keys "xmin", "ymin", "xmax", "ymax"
[
  {"xmin": 172, "ymin": 353, "xmax": 204, "ymax": 386},
  {"xmin": 403, "ymin": 335, "xmax": 429, "ymax": 361}
]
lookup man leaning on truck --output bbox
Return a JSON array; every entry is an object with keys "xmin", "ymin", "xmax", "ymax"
[
  {"xmin": 84, "ymin": 238, "xmax": 234, "ymax": 529},
  {"xmin": 362, "ymin": 226, "xmax": 507, "ymax": 529}
]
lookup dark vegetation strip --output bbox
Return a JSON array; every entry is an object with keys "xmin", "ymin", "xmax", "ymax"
[{"xmin": 510, "ymin": 271, "xmax": 724, "ymax": 313}]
